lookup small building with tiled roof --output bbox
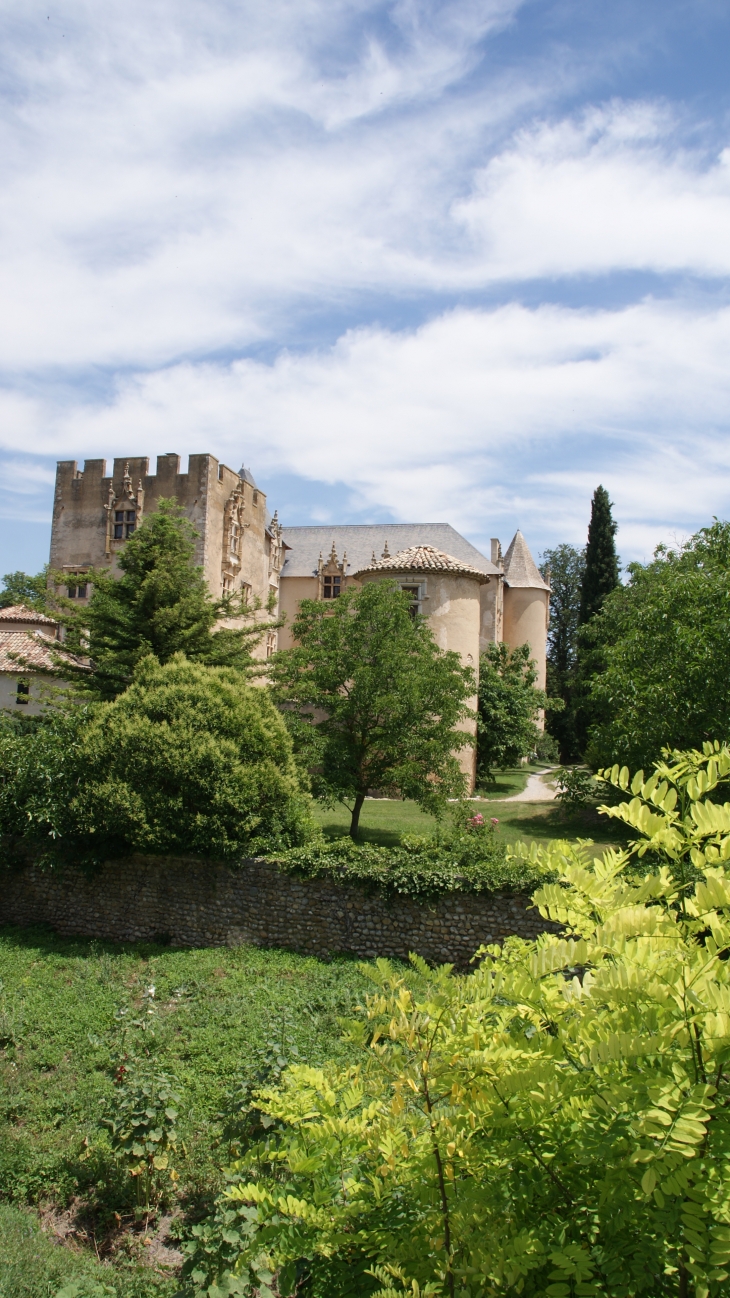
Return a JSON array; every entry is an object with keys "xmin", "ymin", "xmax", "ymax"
[{"xmin": 0, "ymin": 608, "xmax": 84, "ymax": 715}]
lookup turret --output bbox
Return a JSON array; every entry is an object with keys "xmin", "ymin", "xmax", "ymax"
[{"xmin": 501, "ymin": 530, "xmax": 550, "ymax": 690}]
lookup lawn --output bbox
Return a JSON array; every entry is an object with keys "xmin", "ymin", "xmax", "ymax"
[
  {"xmin": 0, "ymin": 930, "xmax": 368, "ymax": 1295},
  {"xmin": 314, "ymin": 765, "xmax": 630, "ymax": 851}
]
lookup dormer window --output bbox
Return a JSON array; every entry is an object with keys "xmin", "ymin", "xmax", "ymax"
[
  {"xmin": 114, "ymin": 510, "xmax": 136, "ymax": 539},
  {"xmin": 323, "ymin": 575, "xmax": 341, "ymax": 599}
]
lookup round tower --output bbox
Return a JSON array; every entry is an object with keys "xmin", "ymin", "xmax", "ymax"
[
  {"xmin": 501, "ymin": 530, "xmax": 550, "ymax": 691},
  {"xmin": 353, "ymin": 544, "xmax": 488, "ymax": 789}
]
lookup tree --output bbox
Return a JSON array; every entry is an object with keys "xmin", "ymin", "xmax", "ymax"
[
  {"xmin": 183, "ymin": 743, "xmax": 730, "ymax": 1298},
  {"xmin": 0, "ymin": 567, "xmax": 49, "ymax": 609},
  {"xmin": 578, "ymin": 484, "xmax": 619, "ymax": 625},
  {"xmin": 0, "ymin": 655, "xmax": 314, "ymax": 862},
  {"xmin": 476, "ymin": 642, "xmax": 548, "ymax": 782},
  {"xmin": 574, "ymin": 486, "xmax": 620, "ymax": 754},
  {"xmin": 270, "ymin": 581, "xmax": 475, "ymax": 838},
  {"xmin": 585, "ymin": 519, "xmax": 730, "ymax": 771},
  {"xmin": 59, "ymin": 499, "xmax": 269, "ymax": 699},
  {"xmin": 540, "ymin": 543, "xmax": 584, "ymax": 760}
]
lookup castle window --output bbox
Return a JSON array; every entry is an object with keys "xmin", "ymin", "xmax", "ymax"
[
  {"xmin": 114, "ymin": 510, "xmax": 136, "ymax": 539},
  {"xmin": 266, "ymin": 632, "xmax": 277, "ymax": 657},
  {"xmin": 402, "ymin": 586, "xmax": 420, "ymax": 617},
  {"xmin": 66, "ymin": 582, "xmax": 88, "ymax": 599},
  {"xmin": 323, "ymin": 575, "xmax": 341, "ymax": 599},
  {"xmin": 16, "ymin": 680, "xmax": 29, "ymax": 705}
]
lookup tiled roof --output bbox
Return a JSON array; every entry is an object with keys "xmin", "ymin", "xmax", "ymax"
[
  {"xmin": 0, "ymin": 604, "xmax": 58, "ymax": 626},
  {"xmin": 353, "ymin": 544, "xmax": 489, "ymax": 581},
  {"xmin": 502, "ymin": 530, "xmax": 550, "ymax": 590},
  {"xmin": 0, "ymin": 631, "xmax": 85, "ymax": 675},
  {"xmin": 281, "ymin": 524, "xmax": 500, "ymax": 578}
]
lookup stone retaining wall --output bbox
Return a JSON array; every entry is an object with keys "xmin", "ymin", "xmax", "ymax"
[{"xmin": 0, "ymin": 856, "xmax": 556, "ymax": 967}]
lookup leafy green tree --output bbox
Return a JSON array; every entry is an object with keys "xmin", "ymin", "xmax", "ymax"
[
  {"xmin": 540, "ymin": 543, "xmax": 584, "ymax": 760},
  {"xmin": 0, "ymin": 567, "xmax": 49, "ymax": 609},
  {"xmin": 60, "ymin": 499, "xmax": 269, "ymax": 699},
  {"xmin": 184, "ymin": 742, "xmax": 730, "ymax": 1298},
  {"xmin": 585, "ymin": 519, "xmax": 730, "ymax": 771},
  {"xmin": 476, "ymin": 642, "xmax": 548, "ymax": 782},
  {"xmin": 0, "ymin": 655, "xmax": 313, "ymax": 862},
  {"xmin": 574, "ymin": 486, "xmax": 620, "ymax": 754},
  {"xmin": 270, "ymin": 581, "xmax": 475, "ymax": 838}
]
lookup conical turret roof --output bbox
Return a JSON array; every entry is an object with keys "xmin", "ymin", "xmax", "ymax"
[
  {"xmin": 353, "ymin": 544, "xmax": 488, "ymax": 582},
  {"xmin": 502, "ymin": 530, "xmax": 550, "ymax": 590}
]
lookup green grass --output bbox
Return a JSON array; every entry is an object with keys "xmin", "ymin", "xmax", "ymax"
[
  {"xmin": 0, "ymin": 1201, "xmax": 171, "ymax": 1297},
  {"xmin": 313, "ymin": 765, "xmax": 629, "ymax": 852},
  {"xmin": 0, "ymin": 930, "xmax": 368, "ymax": 1291}
]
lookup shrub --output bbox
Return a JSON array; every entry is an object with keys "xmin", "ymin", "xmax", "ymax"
[
  {"xmin": 0, "ymin": 655, "xmax": 314, "ymax": 863},
  {"xmin": 553, "ymin": 764, "xmax": 596, "ymax": 810},
  {"xmin": 103, "ymin": 1066, "xmax": 180, "ymax": 1220},
  {"xmin": 533, "ymin": 730, "xmax": 560, "ymax": 762},
  {"xmin": 273, "ymin": 807, "xmax": 554, "ymax": 901}
]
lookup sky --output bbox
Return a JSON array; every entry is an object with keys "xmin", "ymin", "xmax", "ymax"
[{"xmin": 1, "ymin": 0, "xmax": 729, "ymax": 576}]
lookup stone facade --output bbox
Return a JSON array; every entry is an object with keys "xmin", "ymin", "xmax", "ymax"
[
  {"xmin": 0, "ymin": 856, "xmax": 557, "ymax": 969},
  {"xmin": 48, "ymin": 452, "xmax": 550, "ymax": 767},
  {"xmin": 49, "ymin": 454, "xmax": 285, "ymax": 660}
]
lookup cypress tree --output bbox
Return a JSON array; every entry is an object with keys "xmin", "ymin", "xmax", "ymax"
[
  {"xmin": 578, "ymin": 486, "xmax": 619, "ymax": 626},
  {"xmin": 574, "ymin": 486, "xmax": 620, "ymax": 757}
]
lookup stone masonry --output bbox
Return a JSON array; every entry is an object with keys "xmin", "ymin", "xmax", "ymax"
[{"xmin": 0, "ymin": 856, "xmax": 556, "ymax": 968}]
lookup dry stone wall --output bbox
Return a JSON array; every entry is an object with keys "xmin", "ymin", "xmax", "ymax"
[{"xmin": 0, "ymin": 855, "xmax": 557, "ymax": 967}]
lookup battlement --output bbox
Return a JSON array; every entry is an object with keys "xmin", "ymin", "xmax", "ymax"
[{"xmin": 49, "ymin": 453, "xmax": 269, "ymax": 603}]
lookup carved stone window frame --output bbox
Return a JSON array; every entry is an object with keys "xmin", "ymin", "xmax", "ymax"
[
  {"xmin": 317, "ymin": 542, "xmax": 347, "ymax": 600},
  {"xmin": 104, "ymin": 464, "xmax": 144, "ymax": 557}
]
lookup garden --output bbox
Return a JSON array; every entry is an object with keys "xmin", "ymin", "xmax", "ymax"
[{"xmin": 2, "ymin": 496, "xmax": 730, "ymax": 1295}]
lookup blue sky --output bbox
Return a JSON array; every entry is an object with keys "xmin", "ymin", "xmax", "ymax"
[{"xmin": 1, "ymin": 0, "xmax": 729, "ymax": 575}]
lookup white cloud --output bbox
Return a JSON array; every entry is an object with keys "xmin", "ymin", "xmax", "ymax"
[
  {"xmin": 3, "ymin": 1, "xmax": 730, "ymax": 375},
  {"xmin": 454, "ymin": 102, "xmax": 730, "ymax": 279},
  {"xmin": 3, "ymin": 297, "xmax": 729, "ymax": 559}
]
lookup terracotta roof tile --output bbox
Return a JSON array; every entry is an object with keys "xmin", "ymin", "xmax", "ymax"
[
  {"xmin": 0, "ymin": 630, "xmax": 85, "ymax": 674},
  {"xmin": 353, "ymin": 544, "xmax": 489, "ymax": 581},
  {"xmin": 0, "ymin": 604, "xmax": 58, "ymax": 626}
]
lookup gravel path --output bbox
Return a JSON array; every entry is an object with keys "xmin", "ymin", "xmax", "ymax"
[{"xmin": 502, "ymin": 767, "xmax": 558, "ymax": 803}]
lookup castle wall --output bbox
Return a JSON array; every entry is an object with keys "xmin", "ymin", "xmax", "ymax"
[
  {"xmin": 479, "ymin": 575, "xmax": 503, "ymax": 651},
  {"xmin": 278, "ymin": 576, "xmax": 320, "ymax": 649}
]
